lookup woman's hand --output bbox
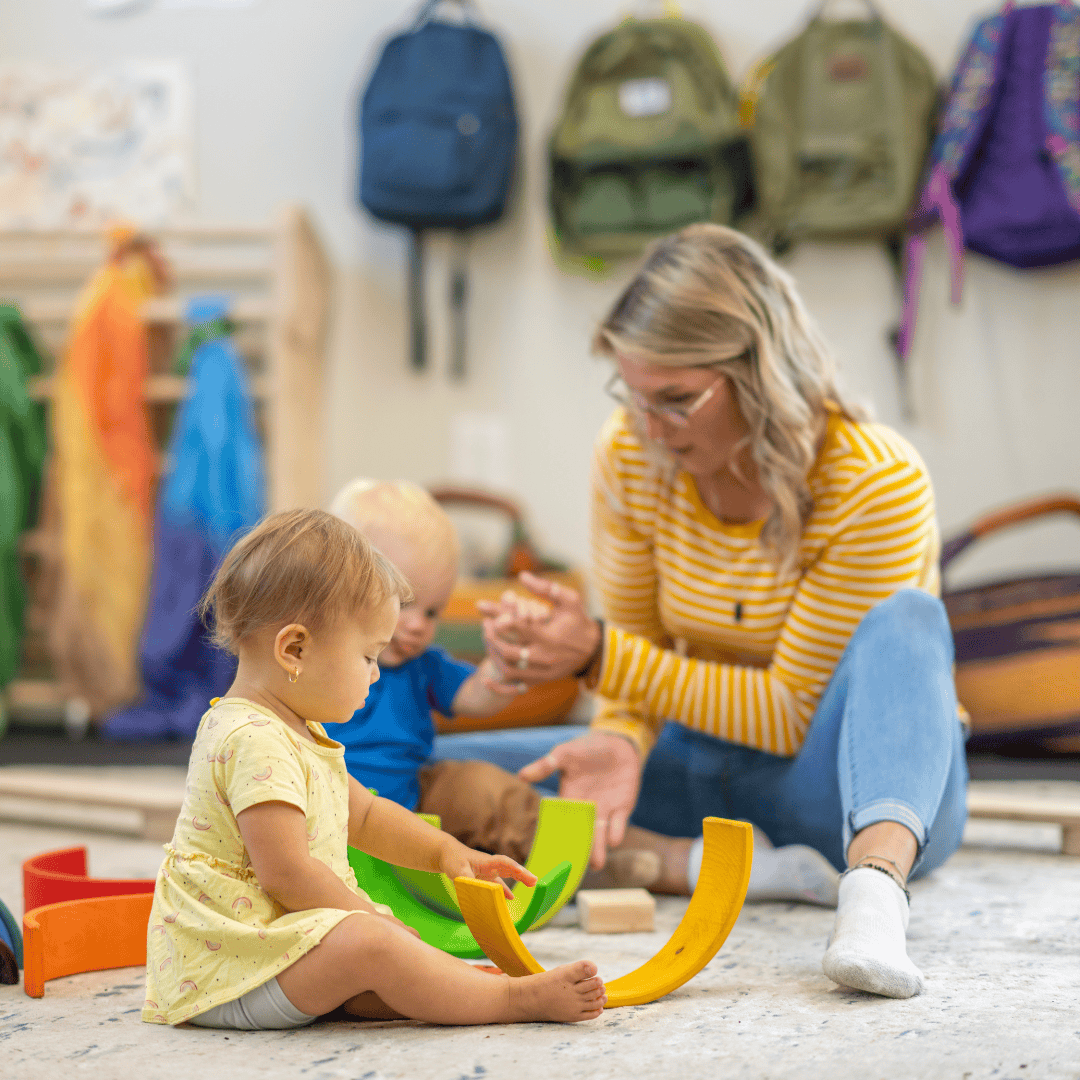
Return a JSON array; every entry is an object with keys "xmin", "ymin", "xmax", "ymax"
[
  {"xmin": 479, "ymin": 572, "xmax": 602, "ymax": 685},
  {"xmin": 518, "ymin": 732, "xmax": 643, "ymax": 869},
  {"xmin": 438, "ymin": 841, "xmax": 538, "ymax": 901}
]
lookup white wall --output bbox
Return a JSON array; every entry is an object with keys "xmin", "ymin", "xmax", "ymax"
[{"xmin": 2, "ymin": 0, "xmax": 1078, "ymax": 589}]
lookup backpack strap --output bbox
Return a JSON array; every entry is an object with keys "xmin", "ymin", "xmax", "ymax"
[
  {"xmin": 811, "ymin": 0, "xmax": 882, "ymax": 20},
  {"xmin": 1044, "ymin": 1, "xmax": 1080, "ymax": 214},
  {"xmin": 408, "ymin": 228, "xmax": 427, "ymax": 372},
  {"xmin": 449, "ymin": 231, "xmax": 469, "ymax": 382},
  {"xmin": 412, "ymin": 0, "xmax": 479, "ymax": 29},
  {"xmin": 896, "ymin": 166, "xmax": 963, "ymax": 359},
  {"xmin": 896, "ymin": 5, "xmax": 1012, "ymax": 361}
]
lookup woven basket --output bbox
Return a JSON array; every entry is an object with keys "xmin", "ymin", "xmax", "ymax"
[{"xmin": 941, "ymin": 494, "xmax": 1080, "ymax": 752}]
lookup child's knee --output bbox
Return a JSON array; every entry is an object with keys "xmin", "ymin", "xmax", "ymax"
[{"xmin": 338, "ymin": 912, "xmax": 401, "ymax": 966}]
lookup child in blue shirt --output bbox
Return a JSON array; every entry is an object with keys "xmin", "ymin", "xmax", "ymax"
[{"xmin": 323, "ymin": 479, "xmax": 539, "ymax": 861}]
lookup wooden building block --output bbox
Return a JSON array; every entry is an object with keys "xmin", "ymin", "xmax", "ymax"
[{"xmin": 577, "ymin": 888, "xmax": 655, "ymax": 934}]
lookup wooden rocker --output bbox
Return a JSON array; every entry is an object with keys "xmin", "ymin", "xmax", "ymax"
[
  {"xmin": 23, "ymin": 846, "xmax": 156, "ymax": 912},
  {"xmin": 454, "ymin": 816, "xmax": 753, "ymax": 1007},
  {"xmin": 393, "ymin": 798, "xmax": 596, "ymax": 930},
  {"xmin": 23, "ymin": 892, "xmax": 153, "ymax": 998}
]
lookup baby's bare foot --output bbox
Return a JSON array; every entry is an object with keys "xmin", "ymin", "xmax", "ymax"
[{"xmin": 509, "ymin": 960, "xmax": 606, "ymax": 1022}]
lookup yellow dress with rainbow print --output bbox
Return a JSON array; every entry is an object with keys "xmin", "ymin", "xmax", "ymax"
[{"xmin": 143, "ymin": 697, "xmax": 389, "ymax": 1026}]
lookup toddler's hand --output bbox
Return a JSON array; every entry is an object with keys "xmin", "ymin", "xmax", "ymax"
[
  {"xmin": 476, "ymin": 590, "xmax": 551, "ymax": 641},
  {"xmin": 477, "ymin": 657, "xmax": 527, "ymax": 696},
  {"xmin": 441, "ymin": 843, "xmax": 538, "ymax": 901}
]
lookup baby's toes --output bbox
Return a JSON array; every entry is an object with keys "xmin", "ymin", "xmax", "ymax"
[{"xmin": 569, "ymin": 960, "xmax": 598, "ymax": 983}]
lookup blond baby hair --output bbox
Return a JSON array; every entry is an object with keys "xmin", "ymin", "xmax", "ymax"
[
  {"xmin": 329, "ymin": 478, "xmax": 460, "ymax": 570},
  {"xmin": 199, "ymin": 508, "xmax": 412, "ymax": 654}
]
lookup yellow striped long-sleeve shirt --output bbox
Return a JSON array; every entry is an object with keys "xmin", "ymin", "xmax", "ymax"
[{"xmin": 589, "ymin": 407, "xmax": 941, "ymax": 759}]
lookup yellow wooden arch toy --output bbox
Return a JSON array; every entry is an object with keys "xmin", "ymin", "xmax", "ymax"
[{"xmin": 454, "ymin": 816, "xmax": 753, "ymax": 1008}]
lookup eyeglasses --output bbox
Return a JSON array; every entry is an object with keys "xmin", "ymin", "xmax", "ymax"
[{"xmin": 604, "ymin": 370, "xmax": 725, "ymax": 429}]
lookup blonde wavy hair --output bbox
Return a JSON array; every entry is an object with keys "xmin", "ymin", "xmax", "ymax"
[{"xmin": 594, "ymin": 223, "xmax": 867, "ymax": 569}]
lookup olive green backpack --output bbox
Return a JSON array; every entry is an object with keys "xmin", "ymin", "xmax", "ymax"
[
  {"xmin": 748, "ymin": 0, "xmax": 938, "ymax": 251},
  {"xmin": 549, "ymin": 15, "xmax": 751, "ymax": 263}
]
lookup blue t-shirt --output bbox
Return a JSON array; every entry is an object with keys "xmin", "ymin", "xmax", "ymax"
[{"xmin": 322, "ymin": 646, "xmax": 474, "ymax": 810}]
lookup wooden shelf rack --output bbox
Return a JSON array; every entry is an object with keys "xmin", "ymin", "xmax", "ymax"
[{"xmin": 0, "ymin": 205, "xmax": 333, "ymax": 729}]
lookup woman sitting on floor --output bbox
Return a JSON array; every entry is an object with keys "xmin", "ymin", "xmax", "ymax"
[{"xmin": 480, "ymin": 223, "xmax": 968, "ymax": 1000}]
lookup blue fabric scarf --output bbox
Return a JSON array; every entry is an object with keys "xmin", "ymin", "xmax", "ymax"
[{"xmin": 105, "ymin": 298, "xmax": 266, "ymax": 740}]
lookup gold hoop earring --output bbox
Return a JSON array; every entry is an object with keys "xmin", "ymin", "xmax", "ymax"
[{"xmin": 288, "ymin": 668, "xmax": 299, "ymax": 684}]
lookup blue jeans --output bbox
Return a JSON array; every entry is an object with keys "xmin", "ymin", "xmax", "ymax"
[
  {"xmin": 432, "ymin": 590, "xmax": 968, "ymax": 879},
  {"xmin": 430, "ymin": 726, "xmax": 592, "ymax": 796}
]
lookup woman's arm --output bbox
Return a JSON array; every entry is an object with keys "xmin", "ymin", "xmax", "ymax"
[
  {"xmin": 491, "ymin": 458, "xmax": 936, "ymax": 757},
  {"xmin": 592, "ymin": 460, "xmax": 938, "ymax": 754}
]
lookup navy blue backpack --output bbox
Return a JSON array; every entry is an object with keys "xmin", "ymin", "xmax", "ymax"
[{"xmin": 359, "ymin": 0, "xmax": 519, "ymax": 375}]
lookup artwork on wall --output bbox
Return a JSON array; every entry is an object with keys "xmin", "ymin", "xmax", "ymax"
[
  {"xmin": 0, "ymin": 61, "xmax": 194, "ymax": 228},
  {"xmin": 157, "ymin": 0, "xmax": 260, "ymax": 7},
  {"xmin": 86, "ymin": 0, "xmax": 259, "ymax": 11}
]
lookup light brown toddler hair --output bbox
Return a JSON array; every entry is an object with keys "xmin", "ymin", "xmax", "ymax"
[
  {"xmin": 329, "ymin": 478, "xmax": 460, "ymax": 577},
  {"xmin": 199, "ymin": 508, "xmax": 413, "ymax": 654}
]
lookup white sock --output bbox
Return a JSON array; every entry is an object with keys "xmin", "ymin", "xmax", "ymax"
[
  {"xmin": 747, "ymin": 840, "xmax": 840, "ymax": 907},
  {"xmin": 686, "ymin": 829, "xmax": 839, "ymax": 907},
  {"xmin": 822, "ymin": 866, "xmax": 924, "ymax": 999}
]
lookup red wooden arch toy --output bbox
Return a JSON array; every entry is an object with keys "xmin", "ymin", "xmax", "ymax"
[{"xmin": 23, "ymin": 846, "xmax": 155, "ymax": 912}]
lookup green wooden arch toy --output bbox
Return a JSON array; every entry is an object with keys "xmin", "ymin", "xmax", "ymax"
[
  {"xmin": 347, "ymin": 847, "xmax": 571, "ymax": 959},
  {"xmin": 393, "ymin": 798, "xmax": 595, "ymax": 931},
  {"xmin": 347, "ymin": 797, "xmax": 595, "ymax": 957}
]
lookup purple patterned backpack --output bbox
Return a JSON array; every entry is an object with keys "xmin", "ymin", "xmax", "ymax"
[{"xmin": 898, "ymin": 1, "xmax": 1080, "ymax": 358}]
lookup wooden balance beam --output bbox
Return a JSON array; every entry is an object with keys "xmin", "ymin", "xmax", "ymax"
[
  {"xmin": 966, "ymin": 788, "xmax": 1080, "ymax": 855},
  {"xmin": 0, "ymin": 772, "xmax": 181, "ymax": 842}
]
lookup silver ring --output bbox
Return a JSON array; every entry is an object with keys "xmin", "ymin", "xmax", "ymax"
[{"xmin": 516, "ymin": 647, "xmax": 530, "ymax": 671}]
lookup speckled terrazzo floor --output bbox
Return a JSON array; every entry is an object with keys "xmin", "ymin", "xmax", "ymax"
[{"xmin": 2, "ymin": 778, "xmax": 1079, "ymax": 1080}]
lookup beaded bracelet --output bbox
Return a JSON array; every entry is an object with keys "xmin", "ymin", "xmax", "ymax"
[{"xmin": 842, "ymin": 860, "xmax": 911, "ymax": 903}]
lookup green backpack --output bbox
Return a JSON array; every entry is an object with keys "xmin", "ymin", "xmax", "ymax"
[
  {"xmin": 748, "ymin": 1, "xmax": 937, "ymax": 250},
  {"xmin": 549, "ymin": 16, "xmax": 750, "ymax": 263}
]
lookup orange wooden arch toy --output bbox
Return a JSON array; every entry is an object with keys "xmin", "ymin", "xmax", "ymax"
[
  {"xmin": 23, "ymin": 893, "xmax": 152, "ymax": 998},
  {"xmin": 454, "ymin": 816, "xmax": 753, "ymax": 1007}
]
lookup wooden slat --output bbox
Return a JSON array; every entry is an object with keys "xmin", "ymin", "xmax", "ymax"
[
  {"xmin": 0, "ymin": 260, "xmax": 271, "ymax": 287},
  {"xmin": 142, "ymin": 296, "xmax": 270, "ymax": 324},
  {"xmin": 0, "ymin": 771, "xmax": 183, "ymax": 814},
  {"xmin": 26, "ymin": 372, "xmax": 269, "ymax": 403},
  {"xmin": 6, "ymin": 678, "xmax": 68, "ymax": 710},
  {"xmin": 967, "ymin": 789, "xmax": 1080, "ymax": 828},
  {"xmin": 266, "ymin": 205, "xmax": 332, "ymax": 511},
  {"xmin": 0, "ymin": 223, "xmax": 272, "ymax": 243},
  {"xmin": 16, "ymin": 295, "xmax": 271, "ymax": 326}
]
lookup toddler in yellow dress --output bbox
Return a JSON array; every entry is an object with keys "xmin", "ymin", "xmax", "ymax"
[{"xmin": 142, "ymin": 509, "xmax": 606, "ymax": 1029}]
